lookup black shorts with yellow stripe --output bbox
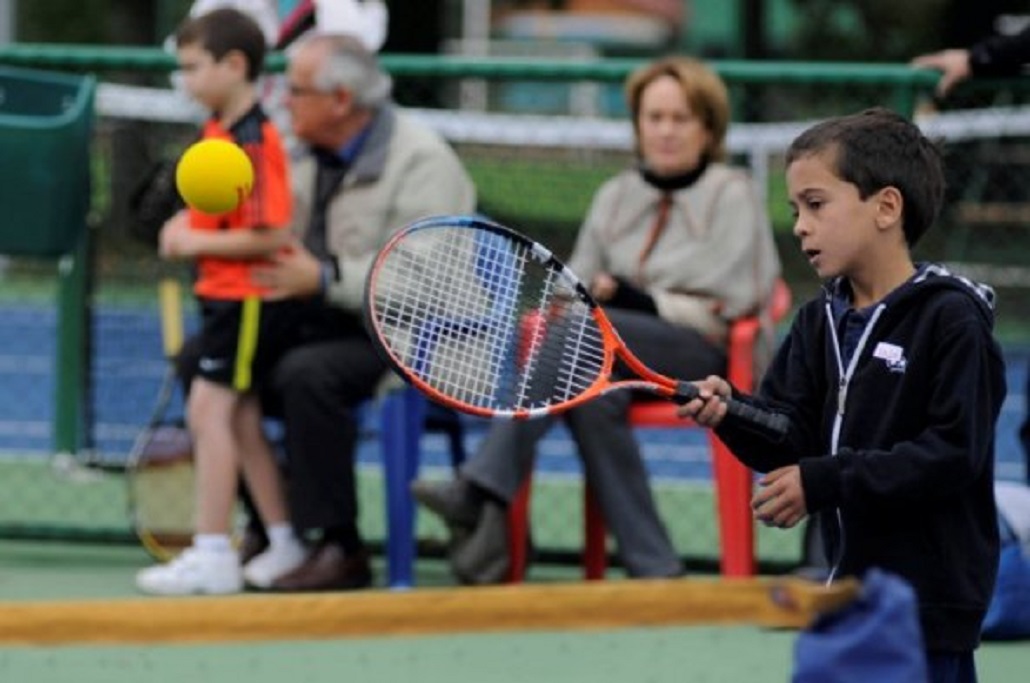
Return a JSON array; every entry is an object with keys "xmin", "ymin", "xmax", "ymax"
[{"xmin": 195, "ymin": 297, "xmax": 304, "ymax": 392}]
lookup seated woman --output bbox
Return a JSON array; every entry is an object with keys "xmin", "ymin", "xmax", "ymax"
[{"xmin": 412, "ymin": 56, "xmax": 781, "ymax": 583}]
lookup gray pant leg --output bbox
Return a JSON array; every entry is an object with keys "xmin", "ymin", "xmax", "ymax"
[
  {"xmin": 461, "ymin": 416, "xmax": 556, "ymax": 502},
  {"xmin": 574, "ymin": 309, "xmax": 721, "ymax": 577},
  {"xmin": 566, "ymin": 392, "xmax": 683, "ymax": 578}
]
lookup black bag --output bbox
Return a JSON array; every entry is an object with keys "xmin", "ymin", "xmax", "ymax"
[{"xmin": 128, "ymin": 158, "xmax": 185, "ymax": 247}]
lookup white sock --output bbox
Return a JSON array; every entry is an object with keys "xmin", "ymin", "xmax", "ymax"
[
  {"xmin": 267, "ymin": 523, "xmax": 299, "ymax": 550},
  {"xmin": 193, "ymin": 534, "xmax": 233, "ymax": 553}
]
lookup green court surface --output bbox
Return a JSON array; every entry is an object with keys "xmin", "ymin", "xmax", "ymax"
[
  {"xmin": 0, "ymin": 625, "xmax": 797, "ymax": 683},
  {"xmin": 1, "ymin": 540, "xmax": 1028, "ymax": 683}
]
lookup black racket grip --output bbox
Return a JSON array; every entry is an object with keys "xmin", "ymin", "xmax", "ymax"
[{"xmin": 672, "ymin": 381, "xmax": 789, "ymax": 442}]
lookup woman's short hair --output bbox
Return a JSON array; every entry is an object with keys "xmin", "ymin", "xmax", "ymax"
[{"xmin": 624, "ymin": 57, "xmax": 730, "ymax": 162}]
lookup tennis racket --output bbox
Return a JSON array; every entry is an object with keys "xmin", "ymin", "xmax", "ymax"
[
  {"xmin": 363, "ymin": 215, "xmax": 789, "ymax": 439},
  {"xmin": 125, "ymin": 278, "xmax": 194, "ymax": 561}
]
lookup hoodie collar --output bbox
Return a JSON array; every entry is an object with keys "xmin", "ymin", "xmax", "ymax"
[
  {"xmin": 913, "ymin": 263, "xmax": 997, "ymax": 310},
  {"xmin": 827, "ymin": 263, "xmax": 930, "ymax": 316},
  {"xmin": 825, "ymin": 262, "xmax": 997, "ymax": 323}
]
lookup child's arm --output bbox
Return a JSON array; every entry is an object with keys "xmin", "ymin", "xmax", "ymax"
[
  {"xmin": 680, "ymin": 373, "xmax": 808, "ymax": 467},
  {"xmin": 683, "ymin": 379, "xmax": 810, "ymax": 529},
  {"xmin": 159, "ymin": 210, "xmax": 289, "ymax": 261},
  {"xmin": 679, "ymin": 309, "xmax": 826, "ymax": 472}
]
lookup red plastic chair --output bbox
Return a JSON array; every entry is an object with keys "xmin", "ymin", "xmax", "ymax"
[{"xmin": 507, "ymin": 278, "xmax": 793, "ymax": 582}]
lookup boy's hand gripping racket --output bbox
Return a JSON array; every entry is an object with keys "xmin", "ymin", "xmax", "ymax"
[{"xmin": 363, "ymin": 215, "xmax": 788, "ymax": 440}]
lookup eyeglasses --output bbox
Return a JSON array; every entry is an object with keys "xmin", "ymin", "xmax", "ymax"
[{"xmin": 287, "ymin": 83, "xmax": 331, "ymax": 98}]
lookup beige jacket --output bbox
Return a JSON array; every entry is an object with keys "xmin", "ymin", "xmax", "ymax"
[
  {"xmin": 568, "ymin": 163, "xmax": 781, "ymax": 347},
  {"xmin": 290, "ymin": 107, "xmax": 477, "ymax": 312}
]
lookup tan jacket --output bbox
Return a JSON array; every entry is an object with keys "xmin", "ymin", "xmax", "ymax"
[
  {"xmin": 290, "ymin": 107, "xmax": 477, "ymax": 312},
  {"xmin": 568, "ymin": 164, "xmax": 781, "ymax": 347}
]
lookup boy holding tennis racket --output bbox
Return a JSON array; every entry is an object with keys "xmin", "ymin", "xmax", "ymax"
[
  {"xmin": 681, "ymin": 108, "xmax": 1006, "ymax": 682},
  {"xmin": 136, "ymin": 8, "xmax": 306, "ymax": 595}
]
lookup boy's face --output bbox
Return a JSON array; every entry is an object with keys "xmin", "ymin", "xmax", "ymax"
[
  {"xmin": 787, "ymin": 150, "xmax": 884, "ymax": 281},
  {"xmin": 176, "ymin": 43, "xmax": 242, "ymax": 111}
]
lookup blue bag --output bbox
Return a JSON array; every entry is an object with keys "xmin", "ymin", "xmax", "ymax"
[
  {"xmin": 793, "ymin": 568, "xmax": 928, "ymax": 683},
  {"xmin": 981, "ymin": 515, "xmax": 1030, "ymax": 640}
]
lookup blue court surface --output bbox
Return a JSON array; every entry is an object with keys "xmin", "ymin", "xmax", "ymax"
[{"xmin": 0, "ymin": 302, "xmax": 1027, "ymax": 485}]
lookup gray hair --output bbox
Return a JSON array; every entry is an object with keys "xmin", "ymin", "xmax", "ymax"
[{"xmin": 304, "ymin": 33, "xmax": 392, "ymax": 108}]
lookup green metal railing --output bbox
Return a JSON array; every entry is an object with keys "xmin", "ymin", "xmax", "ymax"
[
  {"xmin": 5, "ymin": 42, "xmax": 1027, "ymax": 123},
  {"xmin": 0, "ymin": 42, "xmax": 948, "ymax": 108}
]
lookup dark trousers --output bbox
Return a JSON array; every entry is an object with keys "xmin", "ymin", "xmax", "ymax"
[
  {"xmin": 176, "ymin": 310, "xmax": 388, "ymax": 538},
  {"xmin": 266, "ymin": 337, "xmax": 387, "ymax": 531},
  {"xmin": 926, "ymin": 651, "xmax": 977, "ymax": 683}
]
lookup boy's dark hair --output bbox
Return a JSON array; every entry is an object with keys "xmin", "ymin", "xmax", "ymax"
[
  {"xmin": 175, "ymin": 8, "xmax": 266, "ymax": 82},
  {"xmin": 785, "ymin": 107, "xmax": 944, "ymax": 246}
]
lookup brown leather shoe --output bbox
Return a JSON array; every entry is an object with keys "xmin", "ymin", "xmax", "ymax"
[{"xmin": 269, "ymin": 543, "xmax": 373, "ymax": 591}]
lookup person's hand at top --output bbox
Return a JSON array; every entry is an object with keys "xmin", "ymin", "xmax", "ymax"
[{"xmin": 910, "ymin": 48, "xmax": 972, "ymax": 98}]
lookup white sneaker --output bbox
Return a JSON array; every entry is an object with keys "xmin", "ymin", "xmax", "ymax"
[
  {"xmin": 136, "ymin": 547, "xmax": 243, "ymax": 595},
  {"xmin": 242, "ymin": 539, "xmax": 308, "ymax": 589}
]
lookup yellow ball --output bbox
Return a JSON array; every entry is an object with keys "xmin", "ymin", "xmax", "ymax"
[{"xmin": 175, "ymin": 139, "xmax": 255, "ymax": 215}]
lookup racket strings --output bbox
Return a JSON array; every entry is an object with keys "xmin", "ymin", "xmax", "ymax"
[
  {"xmin": 517, "ymin": 269, "xmax": 605, "ymax": 407},
  {"xmin": 418, "ymin": 232, "xmax": 491, "ymax": 401},
  {"xmin": 371, "ymin": 224, "xmax": 607, "ymax": 414},
  {"xmin": 374, "ymin": 230, "xmax": 509, "ymax": 408},
  {"xmin": 554, "ymin": 302, "xmax": 607, "ymax": 397},
  {"xmin": 512, "ymin": 263, "xmax": 555, "ymax": 410}
]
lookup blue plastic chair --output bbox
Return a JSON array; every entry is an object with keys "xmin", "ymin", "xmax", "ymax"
[{"xmin": 379, "ymin": 385, "xmax": 465, "ymax": 588}]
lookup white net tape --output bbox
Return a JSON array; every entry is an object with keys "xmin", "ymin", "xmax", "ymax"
[{"xmin": 96, "ymin": 82, "xmax": 1030, "ymax": 150}]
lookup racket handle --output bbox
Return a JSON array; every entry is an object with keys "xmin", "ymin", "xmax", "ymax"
[
  {"xmin": 673, "ymin": 381, "xmax": 789, "ymax": 442},
  {"xmin": 158, "ymin": 279, "xmax": 184, "ymax": 359}
]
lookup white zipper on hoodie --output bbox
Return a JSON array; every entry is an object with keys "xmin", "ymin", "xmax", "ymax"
[{"xmin": 824, "ymin": 299, "xmax": 886, "ymax": 585}]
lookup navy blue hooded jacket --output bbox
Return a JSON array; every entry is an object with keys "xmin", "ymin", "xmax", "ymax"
[{"xmin": 716, "ymin": 264, "xmax": 1006, "ymax": 653}]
